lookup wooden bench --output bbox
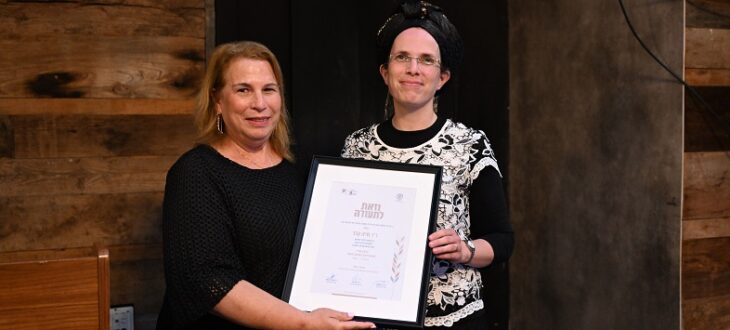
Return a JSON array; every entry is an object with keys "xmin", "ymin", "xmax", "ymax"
[{"xmin": 0, "ymin": 246, "xmax": 110, "ymax": 330}]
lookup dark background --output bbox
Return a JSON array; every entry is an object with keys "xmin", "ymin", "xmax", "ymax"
[
  {"xmin": 509, "ymin": 0, "xmax": 683, "ymax": 328},
  {"xmin": 216, "ymin": 1, "xmax": 510, "ymax": 328}
]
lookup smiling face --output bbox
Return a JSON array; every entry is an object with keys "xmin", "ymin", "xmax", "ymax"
[
  {"xmin": 215, "ymin": 57, "xmax": 281, "ymax": 149},
  {"xmin": 380, "ymin": 27, "xmax": 450, "ymax": 114}
]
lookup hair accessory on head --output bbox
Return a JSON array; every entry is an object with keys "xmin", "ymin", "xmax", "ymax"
[
  {"xmin": 400, "ymin": 0, "xmax": 437, "ymax": 19},
  {"xmin": 376, "ymin": 0, "xmax": 463, "ymax": 79}
]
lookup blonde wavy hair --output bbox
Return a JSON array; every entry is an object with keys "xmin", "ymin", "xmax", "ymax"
[{"xmin": 195, "ymin": 41, "xmax": 293, "ymax": 161}]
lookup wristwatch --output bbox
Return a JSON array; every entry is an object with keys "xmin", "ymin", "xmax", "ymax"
[{"xmin": 463, "ymin": 239, "xmax": 476, "ymax": 264}]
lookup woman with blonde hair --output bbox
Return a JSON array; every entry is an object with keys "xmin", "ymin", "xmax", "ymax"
[{"xmin": 157, "ymin": 41, "xmax": 375, "ymax": 330}]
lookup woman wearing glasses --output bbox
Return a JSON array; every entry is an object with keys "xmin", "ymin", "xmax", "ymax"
[{"xmin": 341, "ymin": 1, "xmax": 514, "ymax": 329}]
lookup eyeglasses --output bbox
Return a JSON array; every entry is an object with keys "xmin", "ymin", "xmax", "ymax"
[{"xmin": 389, "ymin": 53, "xmax": 441, "ymax": 68}]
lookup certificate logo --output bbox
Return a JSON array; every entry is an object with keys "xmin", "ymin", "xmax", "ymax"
[{"xmin": 341, "ymin": 188, "xmax": 357, "ymax": 196}]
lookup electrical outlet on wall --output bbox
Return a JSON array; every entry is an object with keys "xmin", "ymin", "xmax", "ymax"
[{"xmin": 110, "ymin": 305, "xmax": 134, "ymax": 330}]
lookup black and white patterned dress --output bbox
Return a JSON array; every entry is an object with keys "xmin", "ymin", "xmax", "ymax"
[{"xmin": 342, "ymin": 118, "xmax": 507, "ymax": 327}]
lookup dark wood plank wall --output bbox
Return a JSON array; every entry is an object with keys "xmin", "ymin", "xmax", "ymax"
[
  {"xmin": 0, "ymin": 1, "xmax": 206, "ymax": 328},
  {"xmin": 685, "ymin": 0, "xmax": 730, "ymax": 152},
  {"xmin": 683, "ymin": 1, "xmax": 730, "ymax": 328},
  {"xmin": 686, "ymin": 0, "xmax": 730, "ymax": 87}
]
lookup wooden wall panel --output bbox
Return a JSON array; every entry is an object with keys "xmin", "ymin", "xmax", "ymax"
[
  {"xmin": 684, "ymin": 69, "xmax": 730, "ymax": 86},
  {"xmin": 686, "ymin": 28, "xmax": 730, "ymax": 71},
  {"xmin": 0, "ymin": 115, "xmax": 10, "ymax": 158},
  {"xmin": 0, "ymin": 2, "xmax": 204, "ymax": 38},
  {"xmin": 0, "ymin": 257, "xmax": 100, "ymax": 330},
  {"xmin": 0, "ymin": 1, "xmax": 206, "ymax": 328},
  {"xmin": 0, "ymin": 1, "xmax": 204, "ymax": 99},
  {"xmin": 682, "ymin": 237, "xmax": 730, "ymax": 300},
  {"xmin": 5, "ymin": 115, "xmax": 195, "ymax": 158},
  {"xmin": 683, "ymin": 294, "xmax": 730, "ymax": 330},
  {"xmin": 685, "ymin": 87, "xmax": 730, "ymax": 152},
  {"xmin": 682, "ymin": 153, "xmax": 730, "ymax": 328},
  {"xmin": 684, "ymin": 218, "xmax": 730, "ymax": 240},
  {"xmin": 683, "ymin": 151, "xmax": 730, "ymax": 221},
  {"xmin": 684, "ymin": 1, "xmax": 730, "ymax": 328},
  {"xmin": 687, "ymin": 0, "xmax": 730, "ymax": 29},
  {"xmin": 0, "ymin": 156, "xmax": 174, "ymax": 196},
  {"xmin": 685, "ymin": 0, "xmax": 730, "ymax": 86},
  {"xmin": 686, "ymin": 27, "xmax": 730, "ymax": 86},
  {"xmin": 0, "ymin": 258, "xmax": 98, "ymax": 308},
  {"xmin": 685, "ymin": 69, "xmax": 730, "ymax": 86},
  {"xmin": 0, "ymin": 0, "xmax": 204, "ymax": 9},
  {"xmin": 0, "ymin": 98, "xmax": 195, "ymax": 115},
  {"xmin": 0, "ymin": 192, "xmax": 163, "ymax": 251},
  {"xmin": 0, "ymin": 37, "xmax": 203, "ymax": 99}
]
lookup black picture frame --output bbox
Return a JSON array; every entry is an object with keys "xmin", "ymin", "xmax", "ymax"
[{"xmin": 282, "ymin": 156, "xmax": 442, "ymax": 329}]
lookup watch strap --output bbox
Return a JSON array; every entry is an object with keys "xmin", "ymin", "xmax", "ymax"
[{"xmin": 464, "ymin": 239, "xmax": 476, "ymax": 264}]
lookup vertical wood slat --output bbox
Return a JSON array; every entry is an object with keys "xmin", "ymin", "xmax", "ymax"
[{"xmin": 98, "ymin": 248, "xmax": 110, "ymax": 330}]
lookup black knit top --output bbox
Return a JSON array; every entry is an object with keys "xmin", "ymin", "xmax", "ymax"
[{"xmin": 156, "ymin": 144, "xmax": 304, "ymax": 330}]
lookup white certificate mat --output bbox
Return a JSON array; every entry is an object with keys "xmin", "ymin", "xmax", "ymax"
[{"xmin": 283, "ymin": 157, "xmax": 442, "ymax": 328}]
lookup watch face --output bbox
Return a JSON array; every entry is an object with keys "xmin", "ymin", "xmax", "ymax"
[{"xmin": 466, "ymin": 240, "xmax": 475, "ymax": 249}]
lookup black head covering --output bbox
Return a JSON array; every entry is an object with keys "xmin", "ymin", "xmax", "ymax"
[{"xmin": 376, "ymin": 0, "xmax": 463, "ymax": 75}]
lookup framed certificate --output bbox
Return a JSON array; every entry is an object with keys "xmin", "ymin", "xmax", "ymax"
[{"xmin": 283, "ymin": 156, "xmax": 442, "ymax": 328}]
